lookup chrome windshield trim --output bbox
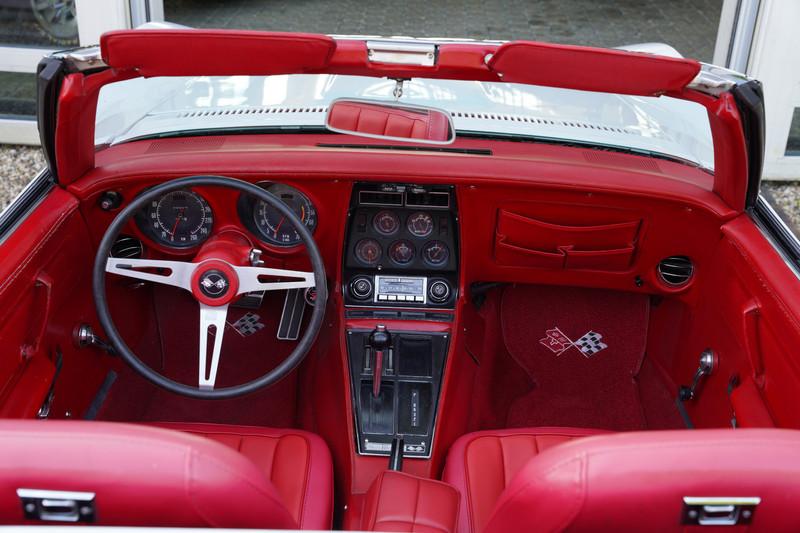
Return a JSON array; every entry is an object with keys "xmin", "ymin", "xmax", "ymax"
[{"xmin": 687, "ymin": 63, "xmax": 752, "ymax": 96}]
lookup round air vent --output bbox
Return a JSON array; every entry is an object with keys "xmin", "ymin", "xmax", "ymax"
[
  {"xmin": 657, "ymin": 256, "xmax": 693, "ymax": 286},
  {"xmin": 110, "ymin": 235, "xmax": 143, "ymax": 259}
]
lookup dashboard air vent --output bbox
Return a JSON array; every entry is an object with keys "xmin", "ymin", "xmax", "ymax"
[
  {"xmin": 110, "ymin": 235, "xmax": 143, "ymax": 259},
  {"xmin": 358, "ymin": 190, "xmax": 403, "ymax": 206},
  {"xmin": 657, "ymin": 256, "xmax": 693, "ymax": 286},
  {"xmin": 406, "ymin": 191, "xmax": 450, "ymax": 208}
]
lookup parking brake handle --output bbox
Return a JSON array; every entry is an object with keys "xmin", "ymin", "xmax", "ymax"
[{"xmin": 369, "ymin": 325, "xmax": 391, "ymax": 399}]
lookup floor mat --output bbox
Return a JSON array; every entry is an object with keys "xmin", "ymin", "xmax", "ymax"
[
  {"xmin": 97, "ymin": 285, "xmax": 300, "ymax": 427},
  {"xmin": 501, "ymin": 284, "xmax": 649, "ymax": 430}
]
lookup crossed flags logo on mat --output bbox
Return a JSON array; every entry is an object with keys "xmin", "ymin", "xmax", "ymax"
[{"xmin": 539, "ymin": 326, "xmax": 608, "ymax": 358}]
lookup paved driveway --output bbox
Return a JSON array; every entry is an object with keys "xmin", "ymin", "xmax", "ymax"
[{"xmin": 165, "ymin": 0, "xmax": 722, "ymax": 61}]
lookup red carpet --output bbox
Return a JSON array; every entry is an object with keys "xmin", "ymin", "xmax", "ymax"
[
  {"xmin": 501, "ymin": 284, "xmax": 649, "ymax": 430},
  {"xmin": 98, "ymin": 285, "xmax": 301, "ymax": 427}
]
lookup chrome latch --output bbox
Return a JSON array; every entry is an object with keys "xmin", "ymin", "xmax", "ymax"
[
  {"xmin": 367, "ymin": 40, "xmax": 437, "ymax": 66},
  {"xmin": 679, "ymin": 349, "xmax": 717, "ymax": 401},
  {"xmin": 17, "ymin": 489, "xmax": 96, "ymax": 523},
  {"xmin": 682, "ymin": 497, "xmax": 759, "ymax": 526}
]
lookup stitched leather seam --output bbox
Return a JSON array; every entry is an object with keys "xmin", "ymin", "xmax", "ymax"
[{"xmin": 0, "ymin": 203, "xmax": 75, "ymax": 298}]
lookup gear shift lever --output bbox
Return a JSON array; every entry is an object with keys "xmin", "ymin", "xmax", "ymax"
[{"xmin": 369, "ymin": 325, "xmax": 392, "ymax": 399}]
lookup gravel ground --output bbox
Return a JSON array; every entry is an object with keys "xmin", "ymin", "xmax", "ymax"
[
  {"xmin": 0, "ymin": 145, "xmax": 45, "ymax": 211},
  {"xmin": 763, "ymin": 182, "xmax": 800, "ymax": 231}
]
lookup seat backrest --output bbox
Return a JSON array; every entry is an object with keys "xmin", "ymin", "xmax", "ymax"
[
  {"xmin": 484, "ymin": 428, "xmax": 800, "ymax": 533},
  {"xmin": 0, "ymin": 420, "xmax": 296, "ymax": 528}
]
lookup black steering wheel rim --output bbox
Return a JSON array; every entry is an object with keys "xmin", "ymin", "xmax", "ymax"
[{"xmin": 92, "ymin": 175, "xmax": 328, "ymax": 399}]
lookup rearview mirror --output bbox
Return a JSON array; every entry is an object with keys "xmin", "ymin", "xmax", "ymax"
[{"xmin": 325, "ymin": 98, "xmax": 455, "ymax": 145}]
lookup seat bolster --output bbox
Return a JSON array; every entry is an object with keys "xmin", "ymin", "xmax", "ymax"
[
  {"xmin": 443, "ymin": 427, "xmax": 606, "ymax": 533},
  {"xmin": 484, "ymin": 429, "xmax": 800, "ymax": 533},
  {"xmin": 154, "ymin": 422, "xmax": 333, "ymax": 530},
  {"xmin": 361, "ymin": 471, "xmax": 460, "ymax": 533}
]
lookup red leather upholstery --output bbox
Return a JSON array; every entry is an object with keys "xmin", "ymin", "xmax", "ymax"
[
  {"xmin": 442, "ymin": 427, "xmax": 606, "ymax": 533},
  {"xmin": 328, "ymin": 101, "xmax": 451, "ymax": 142},
  {"xmin": 157, "ymin": 422, "xmax": 333, "ymax": 530},
  {"xmin": 0, "ymin": 420, "xmax": 332, "ymax": 529},
  {"xmin": 484, "ymin": 428, "xmax": 800, "ymax": 533},
  {"xmin": 361, "ymin": 471, "xmax": 460, "ymax": 533}
]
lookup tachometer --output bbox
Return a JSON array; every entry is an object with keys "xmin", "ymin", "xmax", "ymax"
[
  {"xmin": 138, "ymin": 190, "xmax": 213, "ymax": 248},
  {"xmin": 252, "ymin": 183, "xmax": 317, "ymax": 247}
]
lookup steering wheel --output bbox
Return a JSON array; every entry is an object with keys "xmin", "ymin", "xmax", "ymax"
[{"xmin": 92, "ymin": 175, "xmax": 328, "ymax": 399}]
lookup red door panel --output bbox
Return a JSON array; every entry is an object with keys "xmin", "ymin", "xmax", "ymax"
[
  {"xmin": 0, "ymin": 188, "xmax": 111, "ymax": 418},
  {"xmin": 679, "ymin": 215, "xmax": 800, "ymax": 428}
]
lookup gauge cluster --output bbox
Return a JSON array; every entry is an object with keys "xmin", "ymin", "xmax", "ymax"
[
  {"xmin": 343, "ymin": 183, "xmax": 458, "ymax": 308},
  {"xmin": 132, "ymin": 181, "xmax": 318, "ymax": 252}
]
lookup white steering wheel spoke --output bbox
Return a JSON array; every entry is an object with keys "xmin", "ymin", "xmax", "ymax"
[
  {"xmin": 233, "ymin": 265, "xmax": 315, "ymax": 295},
  {"xmin": 198, "ymin": 303, "xmax": 229, "ymax": 390},
  {"xmin": 106, "ymin": 257, "xmax": 196, "ymax": 291}
]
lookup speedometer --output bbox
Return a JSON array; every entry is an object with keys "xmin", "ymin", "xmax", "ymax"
[
  {"xmin": 252, "ymin": 183, "xmax": 318, "ymax": 247},
  {"xmin": 137, "ymin": 189, "xmax": 213, "ymax": 248}
]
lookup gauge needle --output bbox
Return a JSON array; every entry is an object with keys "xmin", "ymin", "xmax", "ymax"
[
  {"xmin": 274, "ymin": 216, "xmax": 285, "ymax": 238},
  {"xmin": 170, "ymin": 208, "xmax": 185, "ymax": 240}
]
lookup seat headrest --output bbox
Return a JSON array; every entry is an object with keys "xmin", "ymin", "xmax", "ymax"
[
  {"xmin": 0, "ymin": 420, "xmax": 296, "ymax": 528},
  {"xmin": 484, "ymin": 428, "xmax": 800, "ymax": 533}
]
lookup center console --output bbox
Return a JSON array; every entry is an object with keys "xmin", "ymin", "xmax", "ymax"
[
  {"xmin": 342, "ymin": 183, "xmax": 459, "ymax": 458},
  {"xmin": 343, "ymin": 183, "xmax": 458, "ymax": 310}
]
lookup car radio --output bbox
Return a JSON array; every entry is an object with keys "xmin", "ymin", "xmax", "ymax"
[{"xmin": 374, "ymin": 275, "xmax": 427, "ymax": 304}]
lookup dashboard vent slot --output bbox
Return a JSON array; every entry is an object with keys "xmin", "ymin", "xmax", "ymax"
[
  {"xmin": 406, "ymin": 191, "xmax": 450, "ymax": 209},
  {"xmin": 658, "ymin": 256, "xmax": 693, "ymax": 286},
  {"xmin": 358, "ymin": 190, "xmax": 403, "ymax": 207},
  {"xmin": 110, "ymin": 235, "xmax": 143, "ymax": 259}
]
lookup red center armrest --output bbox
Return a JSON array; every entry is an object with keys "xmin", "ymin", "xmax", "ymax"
[{"xmin": 361, "ymin": 471, "xmax": 460, "ymax": 532}]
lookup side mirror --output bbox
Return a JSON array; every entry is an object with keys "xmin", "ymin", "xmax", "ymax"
[{"xmin": 325, "ymin": 98, "xmax": 455, "ymax": 145}]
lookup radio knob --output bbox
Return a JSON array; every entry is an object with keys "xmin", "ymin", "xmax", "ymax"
[
  {"xmin": 350, "ymin": 276, "xmax": 373, "ymax": 300},
  {"xmin": 428, "ymin": 279, "xmax": 450, "ymax": 303}
]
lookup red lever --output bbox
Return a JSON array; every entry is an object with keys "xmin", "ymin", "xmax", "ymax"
[
  {"xmin": 373, "ymin": 349, "xmax": 383, "ymax": 398},
  {"xmin": 369, "ymin": 325, "xmax": 391, "ymax": 399}
]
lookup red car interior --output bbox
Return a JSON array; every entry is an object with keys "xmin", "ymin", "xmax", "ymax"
[
  {"xmin": 0, "ymin": 30, "xmax": 795, "ymax": 532},
  {"xmin": 0, "ymin": 420, "xmax": 328, "ymax": 529}
]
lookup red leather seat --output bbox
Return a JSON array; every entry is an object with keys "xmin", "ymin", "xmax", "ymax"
[
  {"xmin": 442, "ymin": 427, "xmax": 604, "ymax": 533},
  {"xmin": 446, "ymin": 427, "xmax": 800, "ymax": 533},
  {"xmin": 0, "ymin": 420, "xmax": 332, "ymax": 529}
]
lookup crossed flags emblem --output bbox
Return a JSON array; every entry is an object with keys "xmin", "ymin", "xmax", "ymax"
[{"xmin": 539, "ymin": 326, "xmax": 608, "ymax": 358}]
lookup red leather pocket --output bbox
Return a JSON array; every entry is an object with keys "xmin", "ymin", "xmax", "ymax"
[{"xmin": 494, "ymin": 209, "xmax": 640, "ymax": 271}]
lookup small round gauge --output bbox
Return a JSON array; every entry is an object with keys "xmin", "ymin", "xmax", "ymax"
[
  {"xmin": 407, "ymin": 212, "xmax": 434, "ymax": 238},
  {"xmin": 139, "ymin": 190, "xmax": 213, "ymax": 248},
  {"xmin": 355, "ymin": 238, "xmax": 382, "ymax": 266},
  {"xmin": 389, "ymin": 240, "xmax": 415, "ymax": 265},
  {"xmin": 252, "ymin": 183, "xmax": 317, "ymax": 247},
  {"xmin": 373, "ymin": 210, "xmax": 400, "ymax": 236},
  {"xmin": 422, "ymin": 240, "xmax": 450, "ymax": 267}
]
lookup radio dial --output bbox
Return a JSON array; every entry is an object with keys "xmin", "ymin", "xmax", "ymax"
[
  {"xmin": 428, "ymin": 280, "xmax": 451, "ymax": 303},
  {"xmin": 350, "ymin": 276, "xmax": 373, "ymax": 300}
]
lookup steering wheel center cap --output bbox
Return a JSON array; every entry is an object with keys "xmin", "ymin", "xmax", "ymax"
[
  {"xmin": 190, "ymin": 260, "xmax": 239, "ymax": 306},
  {"xmin": 199, "ymin": 269, "xmax": 230, "ymax": 298}
]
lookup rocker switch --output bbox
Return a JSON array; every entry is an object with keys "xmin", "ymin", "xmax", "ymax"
[{"xmin": 369, "ymin": 325, "xmax": 392, "ymax": 399}]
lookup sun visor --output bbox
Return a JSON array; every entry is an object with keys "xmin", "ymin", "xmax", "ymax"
[
  {"xmin": 487, "ymin": 41, "xmax": 700, "ymax": 96},
  {"xmin": 100, "ymin": 30, "xmax": 337, "ymax": 77}
]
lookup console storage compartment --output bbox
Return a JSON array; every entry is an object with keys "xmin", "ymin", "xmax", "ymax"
[{"xmin": 361, "ymin": 471, "xmax": 459, "ymax": 533}]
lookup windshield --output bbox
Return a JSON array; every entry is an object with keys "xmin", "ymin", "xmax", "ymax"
[{"xmin": 96, "ymin": 74, "xmax": 714, "ymax": 170}]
